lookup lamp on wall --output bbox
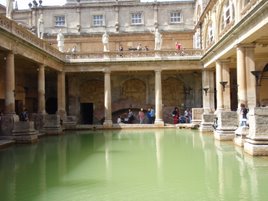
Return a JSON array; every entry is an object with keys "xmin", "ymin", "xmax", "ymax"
[
  {"xmin": 219, "ymin": 81, "xmax": 228, "ymax": 91},
  {"xmin": 203, "ymin": 87, "xmax": 209, "ymax": 96},
  {"xmin": 251, "ymin": 70, "xmax": 262, "ymax": 86}
]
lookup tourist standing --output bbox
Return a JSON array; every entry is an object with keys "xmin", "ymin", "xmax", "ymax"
[
  {"xmin": 172, "ymin": 107, "xmax": 179, "ymax": 124},
  {"xmin": 150, "ymin": 107, "xmax": 155, "ymax": 124},
  {"xmin": 138, "ymin": 108, "xmax": 145, "ymax": 124},
  {"xmin": 240, "ymin": 103, "xmax": 248, "ymax": 126},
  {"xmin": 127, "ymin": 109, "xmax": 134, "ymax": 123}
]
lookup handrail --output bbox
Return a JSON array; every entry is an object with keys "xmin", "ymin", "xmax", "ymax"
[
  {"xmin": 65, "ymin": 48, "xmax": 203, "ymax": 61},
  {"xmin": 0, "ymin": 14, "xmax": 64, "ymax": 60}
]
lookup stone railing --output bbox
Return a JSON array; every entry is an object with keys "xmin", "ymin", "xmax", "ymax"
[
  {"xmin": 0, "ymin": 15, "xmax": 63, "ymax": 60},
  {"xmin": 65, "ymin": 48, "xmax": 203, "ymax": 61}
]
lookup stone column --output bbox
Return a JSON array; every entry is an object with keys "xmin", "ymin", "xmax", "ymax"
[
  {"xmin": 154, "ymin": 69, "xmax": 164, "ymax": 126},
  {"xmin": 236, "ymin": 45, "xmax": 247, "ymax": 106},
  {"xmin": 57, "ymin": 71, "xmax": 66, "ymax": 119},
  {"xmin": 153, "ymin": 3, "xmax": 158, "ymax": 27},
  {"xmin": 245, "ymin": 44, "xmax": 257, "ymax": 108},
  {"xmin": 115, "ymin": 5, "xmax": 119, "ymax": 31},
  {"xmin": 103, "ymin": 69, "xmax": 113, "ymax": 127},
  {"xmin": 243, "ymin": 45, "xmax": 268, "ymax": 155},
  {"xmin": 235, "ymin": 44, "xmax": 255, "ymax": 146},
  {"xmin": 32, "ymin": 64, "xmax": 46, "ymax": 133},
  {"xmin": 215, "ymin": 61, "xmax": 224, "ymax": 112},
  {"xmin": 222, "ymin": 60, "xmax": 231, "ymax": 110},
  {"xmin": 38, "ymin": 64, "xmax": 46, "ymax": 114},
  {"xmin": 5, "ymin": 52, "xmax": 15, "ymax": 114},
  {"xmin": 215, "ymin": 60, "xmax": 237, "ymax": 141},
  {"xmin": 1, "ymin": 52, "xmax": 19, "ymax": 136},
  {"xmin": 200, "ymin": 69, "xmax": 215, "ymax": 132}
]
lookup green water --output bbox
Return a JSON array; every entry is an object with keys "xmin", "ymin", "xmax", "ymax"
[{"xmin": 1, "ymin": 129, "xmax": 268, "ymax": 201}]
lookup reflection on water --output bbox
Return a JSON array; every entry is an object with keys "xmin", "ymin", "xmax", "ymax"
[{"xmin": 1, "ymin": 129, "xmax": 268, "ymax": 201}]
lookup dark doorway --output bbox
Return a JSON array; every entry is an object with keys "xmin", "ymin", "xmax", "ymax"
[
  {"xmin": 46, "ymin": 97, "xmax": 57, "ymax": 114},
  {"xmin": 80, "ymin": 103, "xmax": 93, "ymax": 124}
]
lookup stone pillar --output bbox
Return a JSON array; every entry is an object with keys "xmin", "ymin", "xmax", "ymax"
[
  {"xmin": 222, "ymin": 60, "xmax": 231, "ymax": 110},
  {"xmin": 234, "ymin": 44, "xmax": 255, "ymax": 146},
  {"xmin": 1, "ymin": 52, "xmax": 19, "ymax": 136},
  {"xmin": 200, "ymin": 70, "xmax": 215, "ymax": 132},
  {"xmin": 153, "ymin": 3, "xmax": 158, "ymax": 27},
  {"xmin": 5, "ymin": 52, "xmax": 15, "ymax": 114},
  {"xmin": 214, "ymin": 60, "xmax": 237, "ymax": 141},
  {"xmin": 215, "ymin": 61, "xmax": 224, "ymax": 112},
  {"xmin": 57, "ymin": 71, "xmax": 66, "ymax": 119},
  {"xmin": 154, "ymin": 69, "xmax": 164, "ymax": 126},
  {"xmin": 33, "ymin": 64, "xmax": 46, "ymax": 133},
  {"xmin": 236, "ymin": 45, "xmax": 247, "ymax": 106},
  {"xmin": 115, "ymin": 6, "xmax": 119, "ymax": 31},
  {"xmin": 244, "ymin": 107, "xmax": 268, "ymax": 156},
  {"xmin": 38, "ymin": 64, "xmax": 46, "ymax": 114},
  {"xmin": 103, "ymin": 69, "xmax": 113, "ymax": 127},
  {"xmin": 245, "ymin": 44, "xmax": 257, "ymax": 108}
]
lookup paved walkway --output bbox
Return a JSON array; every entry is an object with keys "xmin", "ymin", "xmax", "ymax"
[
  {"xmin": 0, "ymin": 140, "xmax": 15, "ymax": 149},
  {"xmin": 0, "ymin": 123, "xmax": 197, "ymax": 149}
]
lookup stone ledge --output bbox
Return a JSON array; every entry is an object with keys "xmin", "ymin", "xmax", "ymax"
[{"xmin": 244, "ymin": 142, "xmax": 268, "ymax": 156}]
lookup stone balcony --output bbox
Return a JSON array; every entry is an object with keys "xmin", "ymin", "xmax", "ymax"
[{"xmin": 65, "ymin": 49, "xmax": 203, "ymax": 63}]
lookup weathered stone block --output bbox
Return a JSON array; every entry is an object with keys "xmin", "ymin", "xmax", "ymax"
[{"xmin": 191, "ymin": 108, "xmax": 203, "ymax": 125}]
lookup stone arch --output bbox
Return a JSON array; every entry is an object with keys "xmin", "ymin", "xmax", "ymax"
[
  {"xmin": 121, "ymin": 78, "xmax": 146, "ymax": 103},
  {"xmin": 216, "ymin": 0, "xmax": 236, "ymax": 35}
]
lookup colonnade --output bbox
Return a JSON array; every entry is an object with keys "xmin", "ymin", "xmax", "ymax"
[
  {"xmin": 2, "ymin": 52, "xmax": 66, "ymax": 119},
  {"xmin": 2, "ymin": 51, "xmax": 166, "ymax": 132},
  {"xmin": 201, "ymin": 43, "xmax": 268, "ymax": 155}
]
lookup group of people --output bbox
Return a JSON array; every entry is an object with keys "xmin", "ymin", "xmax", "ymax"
[
  {"xmin": 117, "ymin": 107, "xmax": 155, "ymax": 124},
  {"xmin": 172, "ymin": 107, "xmax": 192, "ymax": 124}
]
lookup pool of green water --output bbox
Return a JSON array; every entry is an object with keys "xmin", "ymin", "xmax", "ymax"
[{"xmin": 1, "ymin": 128, "xmax": 268, "ymax": 201}]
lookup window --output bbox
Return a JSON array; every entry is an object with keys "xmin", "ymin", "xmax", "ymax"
[
  {"xmin": 208, "ymin": 24, "xmax": 214, "ymax": 44},
  {"xmin": 220, "ymin": 0, "xmax": 235, "ymax": 31},
  {"xmin": 55, "ymin": 16, "xmax": 65, "ymax": 27},
  {"xmin": 170, "ymin": 11, "xmax": 182, "ymax": 23},
  {"xmin": 93, "ymin": 15, "xmax": 104, "ymax": 27},
  {"xmin": 131, "ymin": 12, "xmax": 142, "ymax": 25}
]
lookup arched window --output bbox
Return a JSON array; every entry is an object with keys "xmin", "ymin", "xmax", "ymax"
[
  {"xmin": 220, "ymin": 0, "xmax": 235, "ymax": 31},
  {"xmin": 206, "ymin": 22, "xmax": 214, "ymax": 47}
]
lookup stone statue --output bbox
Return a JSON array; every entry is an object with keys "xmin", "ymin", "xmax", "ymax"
[
  {"xmin": 57, "ymin": 29, "xmax": 64, "ymax": 52},
  {"xmin": 37, "ymin": 14, "xmax": 44, "ymax": 39},
  {"xmin": 154, "ymin": 28, "xmax": 162, "ymax": 50},
  {"xmin": 6, "ymin": 0, "xmax": 14, "ymax": 19},
  {"xmin": 102, "ymin": 31, "xmax": 109, "ymax": 52}
]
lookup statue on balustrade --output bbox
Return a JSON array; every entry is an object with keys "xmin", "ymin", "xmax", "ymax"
[
  {"xmin": 37, "ymin": 14, "xmax": 44, "ymax": 39},
  {"xmin": 57, "ymin": 29, "xmax": 65, "ymax": 52},
  {"xmin": 6, "ymin": 0, "xmax": 14, "ymax": 19},
  {"xmin": 102, "ymin": 31, "xmax": 109, "ymax": 52},
  {"xmin": 154, "ymin": 28, "xmax": 162, "ymax": 50}
]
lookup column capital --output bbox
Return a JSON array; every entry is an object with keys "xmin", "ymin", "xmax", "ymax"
[
  {"xmin": 154, "ymin": 68, "xmax": 162, "ymax": 73},
  {"xmin": 103, "ymin": 68, "xmax": 111, "ymax": 74},
  {"xmin": 236, "ymin": 43, "xmax": 256, "ymax": 49},
  {"xmin": 216, "ymin": 59, "xmax": 231, "ymax": 65}
]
